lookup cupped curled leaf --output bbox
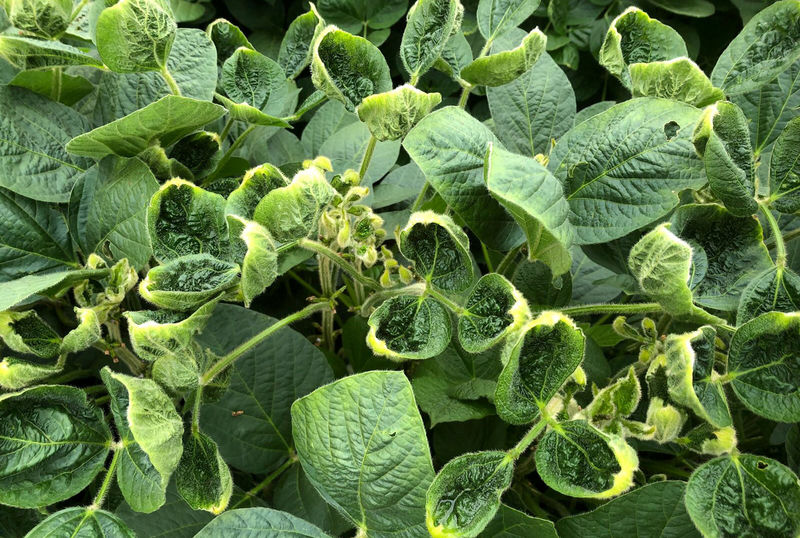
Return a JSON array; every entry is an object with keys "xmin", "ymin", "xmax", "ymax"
[
  {"xmin": 279, "ymin": 8, "xmax": 323, "ymax": 79},
  {"xmin": 356, "ymin": 84, "xmax": 441, "ymax": 141},
  {"xmin": 228, "ymin": 216, "xmax": 278, "ymax": 307},
  {"xmin": 727, "ymin": 311, "xmax": 800, "ymax": 422},
  {"xmin": 4, "ymin": 0, "xmax": 73, "ymax": 38},
  {"xmin": 96, "ymin": 0, "xmax": 177, "ymax": 73},
  {"xmin": 311, "ymin": 26, "xmax": 392, "ymax": 111},
  {"xmin": 665, "ymin": 326, "xmax": 732, "ymax": 427},
  {"xmin": 398, "ymin": 211, "xmax": 474, "ymax": 292},
  {"xmin": 630, "ymin": 58, "xmax": 724, "ymax": 107},
  {"xmin": 494, "ymin": 312, "xmax": 585, "ymax": 424},
  {"xmin": 175, "ymin": 430, "xmax": 233, "ymax": 514},
  {"xmin": 426, "ymin": 451, "xmax": 514, "ymax": 538},
  {"xmin": 485, "ymin": 143, "xmax": 572, "ymax": 276},
  {"xmin": 685, "ymin": 454, "xmax": 800, "ymax": 537},
  {"xmin": 769, "ymin": 116, "xmax": 800, "ymax": 213},
  {"xmin": 461, "ymin": 28, "xmax": 546, "ymax": 87},
  {"xmin": 25, "ymin": 507, "xmax": 135, "ymax": 538},
  {"xmin": 367, "ymin": 294, "xmax": 452, "ymax": 360},
  {"xmin": 457, "ymin": 273, "xmax": 530, "ymax": 353},
  {"xmin": 147, "ymin": 179, "xmax": 230, "ymax": 263},
  {"xmin": 101, "ymin": 367, "xmax": 183, "ymax": 513},
  {"xmin": 139, "ymin": 254, "xmax": 239, "ymax": 311},
  {"xmin": 582, "ymin": 366, "xmax": 642, "ymax": 431},
  {"xmin": 0, "ymin": 310, "xmax": 61, "ymax": 358},
  {"xmin": 206, "ymin": 18, "xmax": 254, "ymax": 66},
  {"xmin": 401, "ymin": 0, "xmax": 463, "ymax": 81},
  {"xmin": 169, "ymin": 131, "xmax": 221, "ymax": 179},
  {"xmin": 0, "ymin": 355, "xmax": 64, "ymax": 391},
  {"xmin": 0, "ymin": 385, "xmax": 111, "ymax": 508},
  {"xmin": 226, "ymin": 163, "xmax": 290, "ymax": 219},
  {"xmin": 218, "ymin": 47, "xmax": 291, "ymax": 127},
  {"xmin": 535, "ymin": 420, "xmax": 638, "ymax": 499},
  {"xmin": 692, "ymin": 101, "xmax": 757, "ymax": 216},
  {"xmin": 599, "ymin": 7, "xmax": 687, "ymax": 88}
]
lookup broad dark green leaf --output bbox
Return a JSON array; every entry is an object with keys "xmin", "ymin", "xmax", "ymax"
[
  {"xmin": 458, "ymin": 273, "xmax": 530, "ymax": 353},
  {"xmin": 737, "ymin": 266, "xmax": 800, "ymax": 324},
  {"xmin": 0, "ymin": 86, "xmax": 91, "ymax": 202},
  {"xmin": 0, "ymin": 385, "xmax": 111, "ymax": 508},
  {"xmin": 400, "ymin": 0, "xmax": 462, "ymax": 81},
  {"xmin": 556, "ymin": 481, "xmax": 700, "ymax": 538},
  {"xmin": 483, "ymin": 505, "xmax": 558, "ymax": 537},
  {"xmin": 292, "ymin": 370, "xmax": 434, "ymax": 538},
  {"xmin": 175, "ymin": 430, "xmax": 232, "ymax": 514},
  {"xmin": 404, "ymin": 106, "xmax": 523, "ymax": 250},
  {"xmin": 477, "ymin": 0, "xmax": 540, "ymax": 40},
  {"xmin": 548, "ymin": 98, "xmax": 705, "ymax": 245},
  {"xmin": 273, "ymin": 465, "xmax": 352, "ymax": 536},
  {"xmin": 685, "ymin": 454, "xmax": 800, "ymax": 537},
  {"xmin": 200, "ymin": 304, "xmax": 334, "ymax": 474},
  {"xmin": 769, "ymin": 116, "xmax": 800, "ymax": 212},
  {"xmin": 367, "ymin": 295, "xmax": 452, "ymax": 360},
  {"xmin": 711, "ymin": 0, "xmax": 800, "ymax": 95},
  {"xmin": 115, "ymin": 482, "xmax": 214, "ymax": 537},
  {"xmin": 315, "ymin": 0, "xmax": 408, "ymax": 33},
  {"xmin": 26, "ymin": 507, "xmax": 135, "ymax": 538},
  {"xmin": 317, "ymin": 120, "xmax": 400, "ymax": 184},
  {"xmin": 194, "ymin": 507, "xmax": 330, "ymax": 538}
]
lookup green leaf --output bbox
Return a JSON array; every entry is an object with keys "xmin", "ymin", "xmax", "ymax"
[
  {"xmin": 25, "ymin": 507, "xmax": 135, "ymax": 538},
  {"xmin": 139, "ymin": 254, "xmax": 239, "ymax": 311},
  {"xmin": 458, "ymin": 273, "xmax": 530, "ymax": 353},
  {"xmin": 556, "ymin": 481, "xmax": 700, "ymax": 538},
  {"xmin": 630, "ymin": 58, "xmax": 724, "ymax": 107},
  {"xmin": 4, "ymin": 0, "xmax": 72, "ymax": 38},
  {"xmin": 411, "ymin": 344, "xmax": 501, "ymax": 426},
  {"xmin": 434, "ymin": 31, "xmax": 473, "ymax": 80},
  {"xmin": 711, "ymin": 0, "xmax": 800, "ymax": 95},
  {"xmin": 685, "ymin": 454, "xmax": 800, "ymax": 537},
  {"xmin": 301, "ymin": 100, "xmax": 358, "ymax": 156},
  {"xmin": 462, "ymin": 28, "xmax": 546, "ymax": 87},
  {"xmin": 230, "ymin": 217, "xmax": 278, "ymax": 306},
  {"xmin": 486, "ymin": 33, "xmax": 575, "ymax": 157},
  {"xmin": 511, "ymin": 259, "xmax": 571, "ymax": 309},
  {"xmin": 96, "ymin": 0, "xmax": 177, "ymax": 73},
  {"xmin": 194, "ymin": 507, "xmax": 330, "ymax": 538},
  {"xmin": 292, "ymin": 370, "xmax": 435, "ymax": 537},
  {"xmin": 548, "ymin": 98, "xmax": 706, "ymax": 245},
  {"xmin": 102, "ymin": 367, "xmax": 183, "ymax": 513},
  {"xmin": 670, "ymin": 203, "xmax": 772, "ymax": 310},
  {"xmin": 426, "ymin": 450, "xmax": 514, "ymax": 537},
  {"xmin": 483, "ymin": 505, "xmax": 558, "ymax": 537},
  {"xmin": 0, "ymin": 36, "xmax": 103, "ymax": 70},
  {"xmin": 148, "ymin": 179, "xmax": 230, "ymax": 263},
  {"xmin": 367, "ymin": 294, "xmax": 452, "ymax": 360},
  {"xmin": 0, "ymin": 310, "xmax": 61, "ymax": 358},
  {"xmin": 727, "ymin": 311, "xmax": 800, "ymax": 422},
  {"xmin": 400, "ymin": 0, "xmax": 462, "ymax": 81},
  {"xmin": 477, "ymin": 0, "xmax": 540, "ymax": 40},
  {"xmin": 645, "ymin": 0, "xmax": 714, "ymax": 17},
  {"xmin": 599, "ymin": 7, "xmax": 687, "ymax": 88},
  {"xmin": 494, "ymin": 312, "xmax": 585, "ymax": 424},
  {"xmin": 769, "ymin": 116, "xmax": 800, "ymax": 212},
  {"xmin": 356, "ymin": 84, "xmax": 441, "ymax": 141},
  {"xmin": 0, "ymin": 270, "xmax": 106, "ymax": 312},
  {"xmin": 398, "ymin": 211, "xmax": 474, "ymax": 291},
  {"xmin": 222, "ymin": 47, "xmax": 287, "ymax": 111},
  {"xmin": 315, "ymin": 0, "xmax": 408, "ymax": 33},
  {"xmin": 318, "ymin": 120, "xmax": 400, "ymax": 183},
  {"xmin": 279, "ymin": 9, "xmax": 322, "ymax": 79},
  {"xmin": 582, "ymin": 366, "xmax": 642, "ymax": 429},
  {"xmin": 175, "ymin": 430, "xmax": 232, "ymax": 514},
  {"xmin": 68, "ymin": 157, "xmax": 158, "ymax": 271},
  {"xmin": 0, "ymin": 86, "xmax": 91, "ymax": 202},
  {"xmin": 253, "ymin": 167, "xmax": 336, "ymax": 243},
  {"xmin": 274, "ymin": 464, "xmax": 352, "ymax": 536},
  {"xmin": 0, "ymin": 355, "xmax": 64, "ymax": 391},
  {"xmin": 535, "ymin": 420, "xmax": 638, "ymax": 499},
  {"xmin": 0, "ymin": 188, "xmax": 76, "ymax": 281},
  {"xmin": 0, "ymin": 385, "xmax": 111, "ymax": 508},
  {"xmin": 311, "ymin": 26, "xmax": 392, "ymax": 112},
  {"xmin": 737, "ymin": 266, "xmax": 800, "ymax": 324},
  {"xmin": 115, "ymin": 482, "xmax": 214, "ymax": 537},
  {"xmin": 207, "ymin": 18, "xmax": 254, "ymax": 66},
  {"xmin": 66, "ymin": 95, "xmax": 226, "ymax": 159},
  {"xmin": 628, "ymin": 223, "xmax": 695, "ymax": 317},
  {"xmin": 485, "ymin": 143, "xmax": 573, "ymax": 276},
  {"xmin": 403, "ymin": 107, "xmax": 522, "ymax": 250},
  {"xmin": 665, "ymin": 326, "xmax": 732, "ymax": 427},
  {"xmin": 9, "ymin": 69, "xmax": 93, "ymax": 106},
  {"xmin": 199, "ymin": 304, "xmax": 334, "ymax": 474},
  {"xmin": 692, "ymin": 101, "xmax": 757, "ymax": 216}
]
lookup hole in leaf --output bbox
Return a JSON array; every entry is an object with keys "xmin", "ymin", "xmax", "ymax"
[
  {"xmin": 757, "ymin": 460, "xmax": 768, "ymax": 470},
  {"xmin": 663, "ymin": 121, "xmax": 680, "ymax": 140}
]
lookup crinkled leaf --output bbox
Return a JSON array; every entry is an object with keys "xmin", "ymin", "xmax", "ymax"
[
  {"xmin": 175, "ymin": 430, "xmax": 232, "ymax": 514},
  {"xmin": 96, "ymin": 0, "xmax": 176, "ymax": 73},
  {"xmin": 458, "ymin": 273, "xmax": 530, "ymax": 353},
  {"xmin": 356, "ymin": 84, "xmax": 441, "ymax": 141},
  {"xmin": 462, "ymin": 28, "xmax": 546, "ymax": 87},
  {"xmin": 0, "ymin": 36, "xmax": 103, "ymax": 70},
  {"xmin": 207, "ymin": 18, "xmax": 254, "ymax": 66},
  {"xmin": 367, "ymin": 294, "xmax": 452, "ymax": 360},
  {"xmin": 401, "ymin": 0, "xmax": 462, "ymax": 80},
  {"xmin": 769, "ymin": 116, "xmax": 800, "ymax": 212},
  {"xmin": 737, "ymin": 266, "xmax": 800, "ymax": 324},
  {"xmin": 0, "ymin": 310, "xmax": 61, "ymax": 359},
  {"xmin": 230, "ymin": 217, "xmax": 278, "ymax": 306},
  {"xmin": 279, "ymin": 9, "xmax": 322, "ymax": 79},
  {"xmin": 139, "ymin": 254, "xmax": 239, "ymax": 311},
  {"xmin": 226, "ymin": 163, "xmax": 290, "ymax": 219},
  {"xmin": 222, "ymin": 47, "xmax": 287, "ymax": 113},
  {"xmin": 5, "ymin": 0, "xmax": 72, "ymax": 38},
  {"xmin": 630, "ymin": 58, "xmax": 724, "ymax": 107},
  {"xmin": 292, "ymin": 370, "xmax": 434, "ymax": 538}
]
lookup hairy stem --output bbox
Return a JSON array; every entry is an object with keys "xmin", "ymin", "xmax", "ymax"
[
  {"xmin": 91, "ymin": 446, "xmax": 121, "ymax": 510},
  {"xmin": 160, "ymin": 67, "xmax": 182, "ymax": 96},
  {"xmin": 507, "ymin": 417, "xmax": 548, "ymax": 460},
  {"xmin": 760, "ymin": 202, "xmax": 786, "ymax": 268},
  {"xmin": 318, "ymin": 255, "xmax": 336, "ymax": 352},
  {"xmin": 297, "ymin": 239, "xmax": 381, "ymax": 289},
  {"xmin": 425, "ymin": 286, "xmax": 467, "ymax": 315},
  {"xmin": 219, "ymin": 117, "xmax": 234, "ymax": 142},
  {"xmin": 358, "ymin": 135, "xmax": 377, "ymax": 182},
  {"xmin": 359, "ymin": 283, "xmax": 426, "ymax": 315},
  {"xmin": 200, "ymin": 302, "xmax": 329, "ymax": 384},
  {"xmin": 457, "ymin": 84, "xmax": 473, "ymax": 108},
  {"xmin": 51, "ymin": 67, "xmax": 62, "ymax": 102},
  {"xmin": 559, "ymin": 302, "xmax": 663, "ymax": 317},
  {"xmin": 191, "ymin": 386, "xmax": 203, "ymax": 435}
]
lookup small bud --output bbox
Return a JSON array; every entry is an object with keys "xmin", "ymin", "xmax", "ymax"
[
  {"xmin": 380, "ymin": 269, "xmax": 393, "ymax": 288},
  {"xmin": 336, "ymin": 220, "xmax": 351, "ymax": 248},
  {"xmin": 646, "ymin": 397, "xmax": 686, "ymax": 443},
  {"xmin": 398, "ymin": 266, "xmax": 414, "ymax": 284}
]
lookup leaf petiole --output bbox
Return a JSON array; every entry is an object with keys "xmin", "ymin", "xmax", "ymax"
[
  {"xmin": 507, "ymin": 417, "xmax": 548, "ymax": 460},
  {"xmin": 90, "ymin": 444, "xmax": 122, "ymax": 510},
  {"xmin": 297, "ymin": 238, "xmax": 381, "ymax": 289}
]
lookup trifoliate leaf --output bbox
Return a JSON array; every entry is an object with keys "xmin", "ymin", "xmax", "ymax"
[
  {"xmin": 462, "ymin": 28, "xmax": 546, "ymax": 87},
  {"xmin": 356, "ymin": 84, "xmax": 441, "ymax": 141},
  {"xmin": 139, "ymin": 254, "xmax": 239, "ymax": 311},
  {"xmin": 175, "ymin": 430, "xmax": 233, "ymax": 514},
  {"xmin": 426, "ymin": 451, "xmax": 514, "ymax": 538},
  {"xmin": 401, "ymin": 0, "xmax": 462, "ymax": 81},
  {"xmin": 494, "ymin": 312, "xmax": 585, "ymax": 424},
  {"xmin": 457, "ymin": 273, "xmax": 530, "ymax": 353},
  {"xmin": 367, "ymin": 295, "xmax": 452, "ymax": 360},
  {"xmin": 398, "ymin": 211, "xmax": 474, "ymax": 291},
  {"xmin": 535, "ymin": 420, "xmax": 638, "ymax": 499},
  {"xmin": 727, "ymin": 311, "xmax": 800, "ymax": 422},
  {"xmin": 685, "ymin": 454, "xmax": 800, "ymax": 537},
  {"xmin": 0, "ymin": 385, "xmax": 111, "ymax": 508},
  {"xmin": 630, "ymin": 58, "xmax": 724, "ymax": 107}
]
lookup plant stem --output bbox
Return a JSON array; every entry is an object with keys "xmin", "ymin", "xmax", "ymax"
[
  {"xmin": 200, "ymin": 302, "xmax": 329, "ymax": 384},
  {"xmin": 767, "ymin": 226, "xmax": 800, "ymax": 248},
  {"xmin": 409, "ymin": 73, "xmax": 419, "ymax": 86},
  {"xmin": 425, "ymin": 286, "xmax": 467, "ymax": 315},
  {"xmin": 359, "ymin": 283, "xmax": 426, "ymax": 315},
  {"xmin": 208, "ymin": 125, "xmax": 256, "ymax": 181},
  {"xmin": 760, "ymin": 202, "xmax": 786, "ymax": 267},
  {"xmin": 51, "ymin": 67, "xmax": 62, "ymax": 102},
  {"xmin": 231, "ymin": 455, "xmax": 297, "ymax": 510},
  {"xmin": 91, "ymin": 446, "xmax": 121, "ymax": 510},
  {"xmin": 297, "ymin": 239, "xmax": 381, "ymax": 289},
  {"xmin": 495, "ymin": 244, "xmax": 524, "ymax": 276},
  {"xmin": 457, "ymin": 84, "xmax": 473, "ymax": 108},
  {"xmin": 191, "ymin": 386, "xmax": 203, "ymax": 435},
  {"xmin": 219, "ymin": 117, "xmax": 234, "ymax": 142},
  {"xmin": 358, "ymin": 135, "xmax": 377, "ymax": 182},
  {"xmin": 318, "ymin": 255, "xmax": 336, "ymax": 352},
  {"xmin": 481, "ymin": 243, "xmax": 495, "ymax": 273},
  {"xmin": 559, "ymin": 302, "xmax": 663, "ymax": 317},
  {"xmin": 507, "ymin": 418, "xmax": 548, "ymax": 460},
  {"xmin": 160, "ymin": 67, "xmax": 181, "ymax": 96},
  {"xmin": 410, "ymin": 181, "xmax": 431, "ymax": 212}
]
